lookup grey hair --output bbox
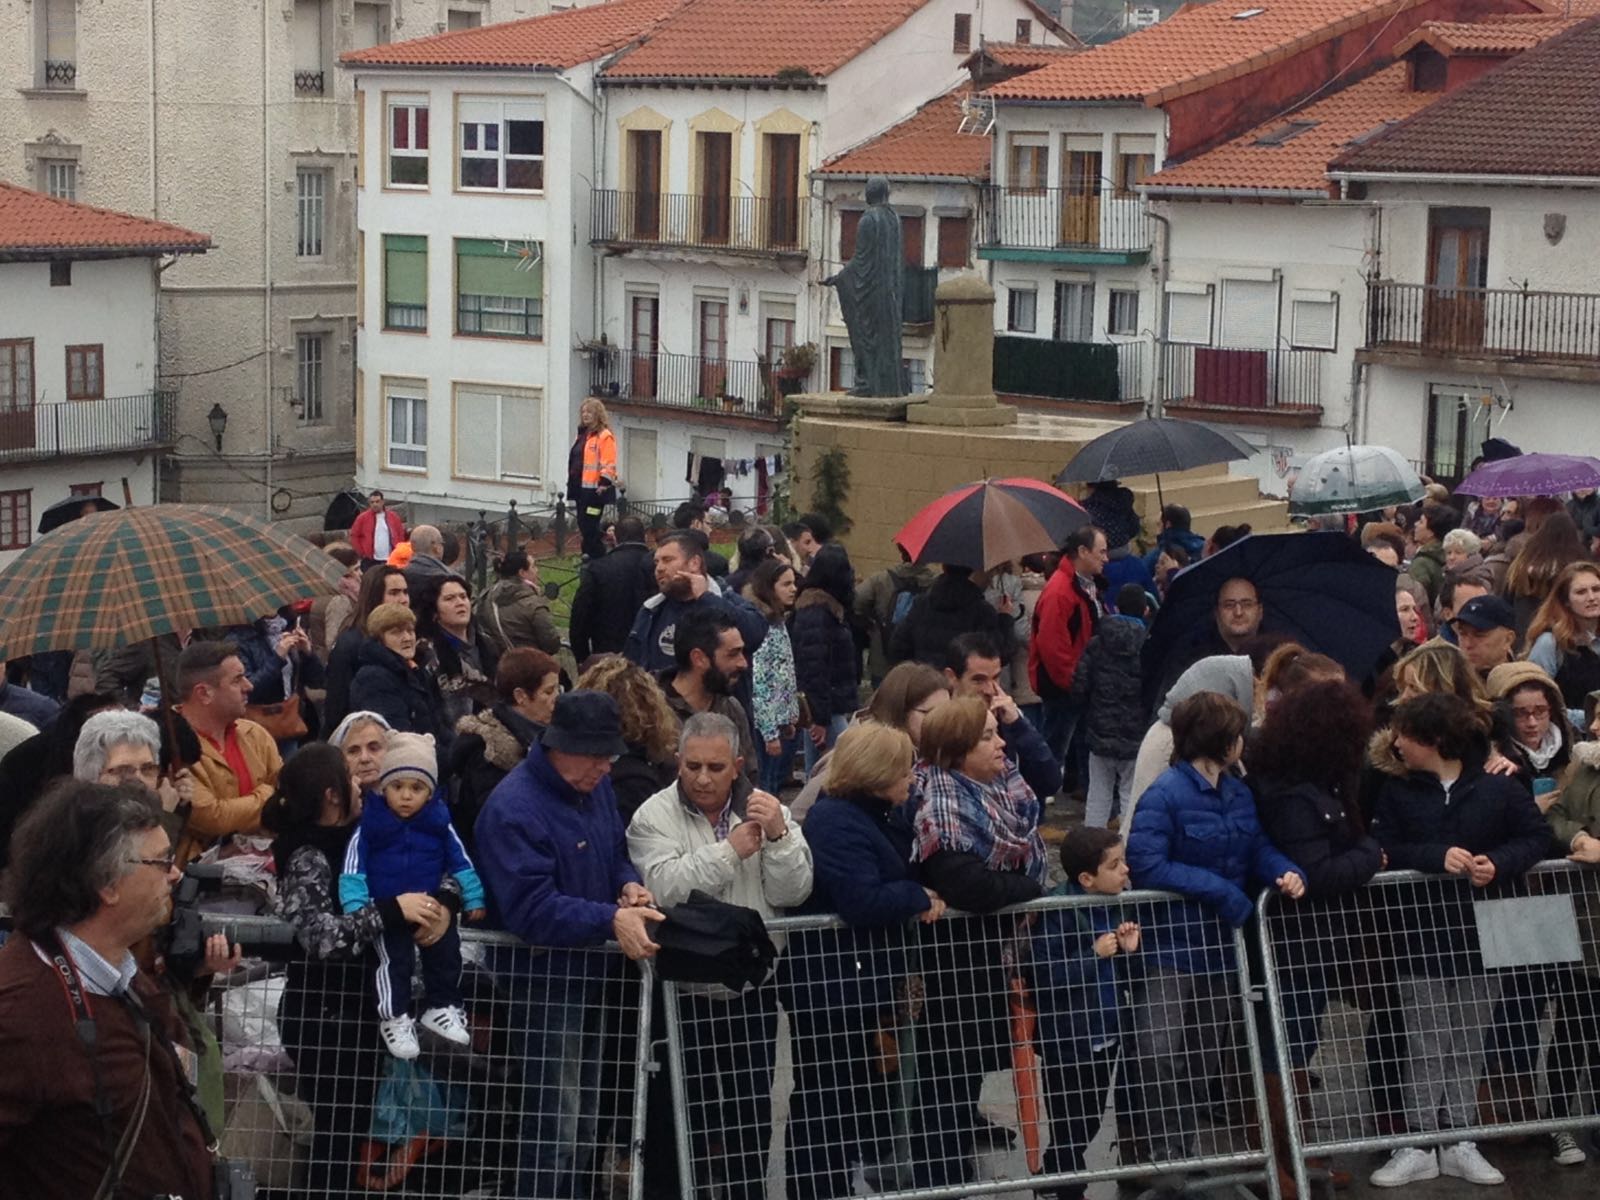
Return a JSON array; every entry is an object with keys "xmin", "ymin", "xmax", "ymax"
[
  {"xmin": 73, "ymin": 710, "xmax": 161, "ymax": 782},
  {"xmin": 329, "ymin": 709, "xmax": 394, "ymax": 747},
  {"xmin": 1442, "ymin": 527, "xmax": 1482, "ymax": 556},
  {"xmin": 677, "ymin": 711, "xmax": 741, "ymax": 759}
]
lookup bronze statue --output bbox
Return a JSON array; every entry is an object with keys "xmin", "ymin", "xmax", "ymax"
[{"xmin": 824, "ymin": 175, "xmax": 906, "ymax": 397}]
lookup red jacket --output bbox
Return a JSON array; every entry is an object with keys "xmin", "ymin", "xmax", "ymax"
[
  {"xmin": 349, "ymin": 508, "xmax": 405, "ymax": 559},
  {"xmin": 1029, "ymin": 567, "xmax": 1100, "ymax": 697}
]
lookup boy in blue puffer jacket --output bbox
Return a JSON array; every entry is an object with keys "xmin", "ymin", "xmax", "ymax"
[
  {"xmin": 1031, "ymin": 827, "xmax": 1142, "ymax": 1200},
  {"xmin": 341, "ymin": 732, "xmax": 486, "ymax": 1059}
]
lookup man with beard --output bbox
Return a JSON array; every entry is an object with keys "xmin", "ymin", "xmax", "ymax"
[
  {"xmin": 624, "ymin": 531, "xmax": 766, "ymax": 676},
  {"xmin": 660, "ymin": 607, "xmax": 758, "ymax": 780}
]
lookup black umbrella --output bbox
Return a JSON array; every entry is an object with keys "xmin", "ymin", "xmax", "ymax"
[
  {"xmin": 1056, "ymin": 418, "xmax": 1255, "ymax": 508},
  {"xmin": 37, "ymin": 493, "xmax": 120, "ymax": 535},
  {"xmin": 1143, "ymin": 531, "xmax": 1399, "ymax": 692}
]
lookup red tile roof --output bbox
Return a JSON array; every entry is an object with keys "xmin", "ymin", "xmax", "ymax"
[
  {"xmin": 600, "ymin": 0, "xmax": 929, "ymax": 79},
  {"xmin": 1334, "ymin": 15, "xmax": 1600, "ymax": 176},
  {"xmin": 965, "ymin": 39, "xmax": 1084, "ymax": 67},
  {"xmin": 991, "ymin": 0, "xmax": 1433, "ymax": 102},
  {"xmin": 0, "ymin": 183, "xmax": 209, "ymax": 259},
  {"xmin": 818, "ymin": 86, "xmax": 993, "ymax": 179},
  {"xmin": 1527, "ymin": 0, "xmax": 1600, "ymax": 14},
  {"xmin": 1392, "ymin": 12, "xmax": 1578, "ymax": 54},
  {"xmin": 341, "ymin": 0, "xmax": 690, "ymax": 69}
]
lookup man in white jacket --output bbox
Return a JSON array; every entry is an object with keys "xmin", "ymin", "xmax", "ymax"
[{"xmin": 627, "ymin": 710, "xmax": 812, "ymax": 1200}]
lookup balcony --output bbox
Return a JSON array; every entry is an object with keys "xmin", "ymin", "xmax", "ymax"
[
  {"xmin": 42, "ymin": 59, "xmax": 77, "ymax": 89},
  {"xmin": 993, "ymin": 336, "xmax": 1144, "ymax": 405},
  {"xmin": 294, "ymin": 70, "xmax": 325, "ymax": 97},
  {"xmin": 0, "ymin": 392, "xmax": 176, "ymax": 465},
  {"xmin": 1365, "ymin": 281, "xmax": 1600, "ymax": 378},
  {"xmin": 590, "ymin": 348, "xmax": 787, "ymax": 422},
  {"xmin": 590, "ymin": 190, "xmax": 809, "ymax": 258},
  {"xmin": 1157, "ymin": 344, "xmax": 1327, "ymax": 426},
  {"xmin": 978, "ymin": 184, "xmax": 1153, "ymax": 265}
]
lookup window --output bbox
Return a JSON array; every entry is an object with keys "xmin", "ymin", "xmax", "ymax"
[
  {"xmin": 1, "ymin": 341, "xmax": 36, "ymax": 415},
  {"xmin": 293, "ymin": 0, "xmax": 326, "ymax": 96},
  {"xmin": 458, "ymin": 98, "xmax": 544, "ymax": 192},
  {"xmin": 386, "ymin": 386, "xmax": 427, "ymax": 469},
  {"xmin": 352, "ymin": 1, "xmax": 390, "ymax": 49},
  {"xmin": 1007, "ymin": 286, "xmax": 1037, "ymax": 333},
  {"xmin": 829, "ymin": 344, "xmax": 856, "ymax": 391},
  {"xmin": 41, "ymin": 159, "xmax": 76, "ymax": 200},
  {"xmin": 0, "ymin": 491, "xmax": 30, "ymax": 552},
  {"xmin": 1007, "ymin": 137, "xmax": 1048, "ymax": 191},
  {"xmin": 937, "ymin": 214, "xmax": 970, "ymax": 268},
  {"xmin": 454, "ymin": 385, "xmax": 541, "ymax": 481},
  {"xmin": 1219, "ymin": 277, "xmax": 1279, "ymax": 348},
  {"xmin": 387, "ymin": 96, "xmax": 429, "ymax": 187},
  {"xmin": 296, "ymin": 334, "xmax": 325, "ymax": 421},
  {"xmin": 1016, "ymin": 18, "xmax": 1032, "ymax": 42},
  {"xmin": 952, "ymin": 13, "xmax": 971, "ymax": 51},
  {"xmin": 296, "ymin": 168, "xmax": 326, "ymax": 257},
  {"xmin": 69, "ymin": 482, "xmax": 102, "ymax": 498},
  {"xmin": 1054, "ymin": 281, "xmax": 1094, "ymax": 342},
  {"xmin": 383, "ymin": 235, "xmax": 427, "ymax": 330},
  {"xmin": 1291, "ymin": 291, "xmax": 1339, "ymax": 351},
  {"xmin": 50, "ymin": 260, "xmax": 71, "ymax": 287},
  {"xmin": 37, "ymin": 0, "xmax": 76, "ymax": 89},
  {"xmin": 65, "ymin": 344, "xmax": 103, "ymax": 400},
  {"xmin": 903, "ymin": 357, "xmax": 928, "ymax": 393},
  {"xmin": 455, "ymin": 238, "xmax": 544, "ymax": 339},
  {"xmin": 839, "ymin": 210, "xmax": 861, "ymax": 261},
  {"xmin": 1116, "ymin": 146, "xmax": 1155, "ymax": 197},
  {"xmin": 448, "ymin": 8, "xmax": 481, "ymax": 29},
  {"xmin": 1167, "ymin": 286, "xmax": 1214, "ymax": 345},
  {"xmin": 1108, "ymin": 289, "xmax": 1139, "ymax": 336}
]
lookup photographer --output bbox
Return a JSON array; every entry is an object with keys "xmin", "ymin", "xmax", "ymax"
[{"xmin": 0, "ymin": 780, "xmax": 217, "ymax": 1198}]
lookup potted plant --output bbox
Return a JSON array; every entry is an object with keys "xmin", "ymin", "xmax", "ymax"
[{"xmin": 775, "ymin": 341, "xmax": 818, "ymax": 396}]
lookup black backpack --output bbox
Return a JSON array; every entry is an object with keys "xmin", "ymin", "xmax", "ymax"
[{"xmin": 650, "ymin": 890, "xmax": 777, "ymax": 991}]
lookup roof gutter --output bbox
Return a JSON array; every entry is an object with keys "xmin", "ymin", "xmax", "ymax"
[
  {"xmin": 987, "ymin": 96, "xmax": 1143, "ymax": 107},
  {"xmin": 814, "ymin": 171, "xmax": 986, "ymax": 184},
  {"xmin": 0, "ymin": 243, "xmax": 210, "ymax": 261},
  {"xmin": 596, "ymin": 74, "xmax": 825, "ymax": 88},
  {"xmin": 338, "ymin": 59, "xmax": 563, "ymax": 73},
  {"xmin": 1139, "ymin": 184, "xmax": 1325, "ymax": 200},
  {"xmin": 1330, "ymin": 169, "xmax": 1600, "ymax": 188}
]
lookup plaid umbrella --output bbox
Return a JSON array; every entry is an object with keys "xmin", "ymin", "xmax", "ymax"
[
  {"xmin": 894, "ymin": 478, "xmax": 1087, "ymax": 572},
  {"xmin": 0, "ymin": 504, "xmax": 347, "ymax": 659}
]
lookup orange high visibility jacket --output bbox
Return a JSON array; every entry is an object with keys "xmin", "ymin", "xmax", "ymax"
[{"xmin": 581, "ymin": 428, "xmax": 618, "ymax": 490}]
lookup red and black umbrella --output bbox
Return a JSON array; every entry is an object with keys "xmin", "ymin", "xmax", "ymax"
[{"xmin": 894, "ymin": 477, "xmax": 1086, "ymax": 572}]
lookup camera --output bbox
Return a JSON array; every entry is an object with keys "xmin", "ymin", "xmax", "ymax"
[{"xmin": 162, "ymin": 862, "xmax": 299, "ymax": 980}]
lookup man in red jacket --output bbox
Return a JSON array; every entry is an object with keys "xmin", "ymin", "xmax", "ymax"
[
  {"xmin": 1029, "ymin": 524, "xmax": 1108, "ymax": 791},
  {"xmin": 349, "ymin": 490, "xmax": 406, "ymax": 568}
]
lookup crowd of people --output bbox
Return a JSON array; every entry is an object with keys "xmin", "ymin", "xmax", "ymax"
[{"xmin": 2, "ymin": 464, "xmax": 1600, "ymax": 1200}]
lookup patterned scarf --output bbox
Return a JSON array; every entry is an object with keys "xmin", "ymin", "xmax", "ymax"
[{"xmin": 912, "ymin": 762, "xmax": 1049, "ymax": 885}]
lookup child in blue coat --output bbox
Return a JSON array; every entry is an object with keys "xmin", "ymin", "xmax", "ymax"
[{"xmin": 340, "ymin": 732, "xmax": 486, "ymax": 1059}]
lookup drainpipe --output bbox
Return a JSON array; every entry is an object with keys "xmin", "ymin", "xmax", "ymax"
[
  {"xmin": 1147, "ymin": 204, "xmax": 1172, "ymax": 419},
  {"xmin": 262, "ymin": 0, "xmax": 273, "ymax": 520}
]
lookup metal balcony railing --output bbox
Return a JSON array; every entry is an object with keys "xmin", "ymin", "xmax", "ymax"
[
  {"xmin": 294, "ymin": 70, "xmax": 325, "ymax": 97},
  {"xmin": 993, "ymin": 336, "xmax": 1144, "ymax": 404},
  {"xmin": 1157, "ymin": 344, "xmax": 1326, "ymax": 412},
  {"xmin": 589, "ymin": 348, "xmax": 787, "ymax": 421},
  {"xmin": 0, "ymin": 391, "xmax": 176, "ymax": 464},
  {"xmin": 980, "ymin": 184, "xmax": 1154, "ymax": 253},
  {"xmin": 43, "ymin": 59, "xmax": 76, "ymax": 88},
  {"xmin": 590, "ymin": 190, "xmax": 809, "ymax": 255},
  {"xmin": 1367, "ymin": 281, "xmax": 1600, "ymax": 364}
]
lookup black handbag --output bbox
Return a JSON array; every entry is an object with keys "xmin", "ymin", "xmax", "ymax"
[{"xmin": 650, "ymin": 890, "xmax": 777, "ymax": 991}]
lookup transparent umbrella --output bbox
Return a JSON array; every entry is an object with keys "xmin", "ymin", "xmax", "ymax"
[{"xmin": 1289, "ymin": 445, "xmax": 1425, "ymax": 516}]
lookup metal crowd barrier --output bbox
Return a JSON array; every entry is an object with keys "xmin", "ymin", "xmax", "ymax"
[{"xmin": 1257, "ymin": 860, "xmax": 1600, "ymax": 1199}]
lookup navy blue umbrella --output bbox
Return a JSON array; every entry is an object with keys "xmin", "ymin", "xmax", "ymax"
[{"xmin": 1143, "ymin": 531, "xmax": 1400, "ymax": 695}]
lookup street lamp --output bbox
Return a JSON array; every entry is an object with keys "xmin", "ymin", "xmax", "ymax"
[{"xmin": 207, "ymin": 403, "xmax": 228, "ymax": 452}]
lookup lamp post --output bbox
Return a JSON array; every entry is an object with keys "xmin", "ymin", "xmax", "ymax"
[{"xmin": 206, "ymin": 403, "xmax": 229, "ymax": 453}]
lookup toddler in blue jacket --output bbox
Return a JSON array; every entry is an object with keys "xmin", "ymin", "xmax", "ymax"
[{"xmin": 340, "ymin": 732, "xmax": 486, "ymax": 1059}]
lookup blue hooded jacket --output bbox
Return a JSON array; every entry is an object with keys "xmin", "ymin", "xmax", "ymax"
[
  {"xmin": 1031, "ymin": 881, "xmax": 1132, "ymax": 1056},
  {"xmin": 339, "ymin": 788, "xmax": 484, "ymax": 912}
]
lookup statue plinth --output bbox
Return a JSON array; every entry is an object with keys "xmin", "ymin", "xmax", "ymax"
[
  {"xmin": 792, "ymin": 393, "xmax": 911, "ymax": 420},
  {"xmin": 906, "ymin": 273, "xmax": 1016, "ymax": 428}
]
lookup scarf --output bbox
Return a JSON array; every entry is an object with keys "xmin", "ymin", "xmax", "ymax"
[
  {"xmin": 1525, "ymin": 722, "xmax": 1564, "ymax": 772},
  {"xmin": 912, "ymin": 762, "xmax": 1049, "ymax": 885}
]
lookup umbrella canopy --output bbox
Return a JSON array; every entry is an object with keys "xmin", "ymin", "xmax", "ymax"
[
  {"xmin": 0, "ymin": 504, "xmax": 347, "ymax": 660},
  {"xmin": 37, "ymin": 493, "xmax": 120, "ymax": 535},
  {"xmin": 1056, "ymin": 418, "xmax": 1254, "ymax": 485},
  {"xmin": 894, "ymin": 478, "xmax": 1086, "ymax": 572},
  {"xmin": 1143, "ymin": 531, "xmax": 1400, "ymax": 692},
  {"xmin": 1289, "ymin": 445, "xmax": 1425, "ymax": 516},
  {"xmin": 1455, "ymin": 453, "xmax": 1600, "ymax": 498}
]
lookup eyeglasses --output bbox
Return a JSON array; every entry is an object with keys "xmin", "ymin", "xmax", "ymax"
[
  {"xmin": 103, "ymin": 763, "xmax": 162, "ymax": 783},
  {"xmin": 127, "ymin": 853, "xmax": 178, "ymax": 872},
  {"xmin": 1513, "ymin": 706, "xmax": 1551, "ymax": 721},
  {"xmin": 1218, "ymin": 599, "xmax": 1260, "ymax": 613}
]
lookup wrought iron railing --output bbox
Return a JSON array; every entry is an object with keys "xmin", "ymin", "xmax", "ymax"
[
  {"xmin": 589, "ymin": 348, "xmax": 787, "ymax": 421},
  {"xmin": 590, "ymin": 190, "xmax": 809, "ymax": 254},
  {"xmin": 1367, "ymin": 280, "xmax": 1600, "ymax": 363},
  {"xmin": 294, "ymin": 70, "xmax": 325, "ymax": 97},
  {"xmin": 1157, "ymin": 343, "xmax": 1326, "ymax": 411},
  {"xmin": 993, "ymin": 335, "xmax": 1135, "ymax": 403},
  {"xmin": 43, "ymin": 59, "xmax": 76, "ymax": 88},
  {"xmin": 0, "ymin": 391, "xmax": 176, "ymax": 464},
  {"xmin": 979, "ymin": 184, "xmax": 1153, "ymax": 253}
]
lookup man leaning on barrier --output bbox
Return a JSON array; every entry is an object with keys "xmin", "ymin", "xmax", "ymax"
[{"xmin": 475, "ymin": 690, "xmax": 665, "ymax": 1199}]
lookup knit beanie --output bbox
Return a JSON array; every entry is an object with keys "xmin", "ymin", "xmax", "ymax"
[
  {"xmin": 367, "ymin": 602, "xmax": 416, "ymax": 639},
  {"xmin": 380, "ymin": 732, "xmax": 437, "ymax": 793}
]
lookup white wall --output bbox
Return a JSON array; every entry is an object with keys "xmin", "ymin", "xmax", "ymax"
[
  {"xmin": 615, "ymin": 414, "xmax": 788, "ymax": 514},
  {"xmin": 1, "ymin": 258, "xmax": 159, "ymax": 401},
  {"xmin": 990, "ymin": 103, "xmax": 1167, "ymax": 189}
]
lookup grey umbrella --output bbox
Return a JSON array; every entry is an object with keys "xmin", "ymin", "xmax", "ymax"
[
  {"xmin": 1289, "ymin": 445, "xmax": 1425, "ymax": 516},
  {"xmin": 1055, "ymin": 417, "xmax": 1255, "ymax": 507}
]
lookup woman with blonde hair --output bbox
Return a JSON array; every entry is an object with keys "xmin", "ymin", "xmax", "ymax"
[
  {"xmin": 574, "ymin": 654, "xmax": 677, "ymax": 821},
  {"xmin": 568, "ymin": 397, "xmax": 618, "ymax": 559},
  {"xmin": 1527, "ymin": 560, "xmax": 1600, "ymax": 729}
]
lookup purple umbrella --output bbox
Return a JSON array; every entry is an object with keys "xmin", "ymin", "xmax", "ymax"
[{"xmin": 1455, "ymin": 453, "xmax": 1600, "ymax": 498}]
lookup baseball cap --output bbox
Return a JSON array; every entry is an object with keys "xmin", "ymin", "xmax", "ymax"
[{"xmin": 1452, "ymin": 594, "xmax": 1515, "ymax": 632}]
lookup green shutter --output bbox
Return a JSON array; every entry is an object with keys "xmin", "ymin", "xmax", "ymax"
[
  {"xmin": 456, "ymin": 238, "xmax": 541, "ymax": 300},
  {"xmin": 385, "ymin": 235, "xmax": 427, "ymax": 305}
]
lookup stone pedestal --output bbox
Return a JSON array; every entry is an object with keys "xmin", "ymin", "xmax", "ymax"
[{"xmin": 906, "ymin": 273, "xmax": 1016, "ymax": 428}]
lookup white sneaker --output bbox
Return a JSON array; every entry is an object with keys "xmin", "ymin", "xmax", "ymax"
[
  {"xmin": 420, "ymin": 1005, "xmax": 471, "ymax": 1046},
  {"xmin": 380, "ymin": 1014, "xmax": 420, "ymax": 1060},
  {"xmin": 1551, "ymin": 1132, "xmax": 1587, "ymax": 1166},
  {"xmin": 1370, "ymin": 1147, "xmax": 1438, "ymax": 1188},
  {"xmin": 1440, "ymin": 1141, "xmax": 1504, "ymax": 1185}
]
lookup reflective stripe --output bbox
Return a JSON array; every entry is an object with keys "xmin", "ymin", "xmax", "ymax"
[{"xmin": 580, "ymin": 429, "xmax": 616, "ymax": 489}]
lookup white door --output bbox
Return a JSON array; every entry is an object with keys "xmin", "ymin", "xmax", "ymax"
[{"xmin": 625, "ymin": 427, "xmax": 657, "ymax": 503}]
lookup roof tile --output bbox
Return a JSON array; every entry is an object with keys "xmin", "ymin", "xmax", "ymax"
[
  {"xmin": 0, "ymin": 183, "xmax": 209, "ymax": 256},
  {"xmin": 819, "ymin": 86, "xmax": 992, "ymax": 178},
  {"xmin": 1392, "ymin": 12, "xmax": 1579, "ymax": 55},
  {"xmin": 1334, "ymin": 15, "xmax": 1600, "ymax": 176},
  {"xmin": 968, "ymin": 39, "xmax": 1084, "ymax": 67}
]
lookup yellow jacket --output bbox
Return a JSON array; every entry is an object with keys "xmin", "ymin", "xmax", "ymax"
[{"xmin": 178, "ymin": 718, "xmax": 282, "ymax": 865}]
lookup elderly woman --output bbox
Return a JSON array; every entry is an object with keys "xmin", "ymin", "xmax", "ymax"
[
  {"xmin": 72, "ymin": 710, "xmax": 196, "ymax": 839},
  {"xmin": 450, "ymin": 647, "xmax": 561, "ymax": 856},
  {"xmin": 785, "ymin": 722, "xmax": 945, "ymax": 1200},
  {"xmin": 328, "ymin": 710, "xmax": 393, "ymax": 797},
  {"xmin": 908, "ymin": 696, "xmax": 1049, "ymax": 1189}
]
